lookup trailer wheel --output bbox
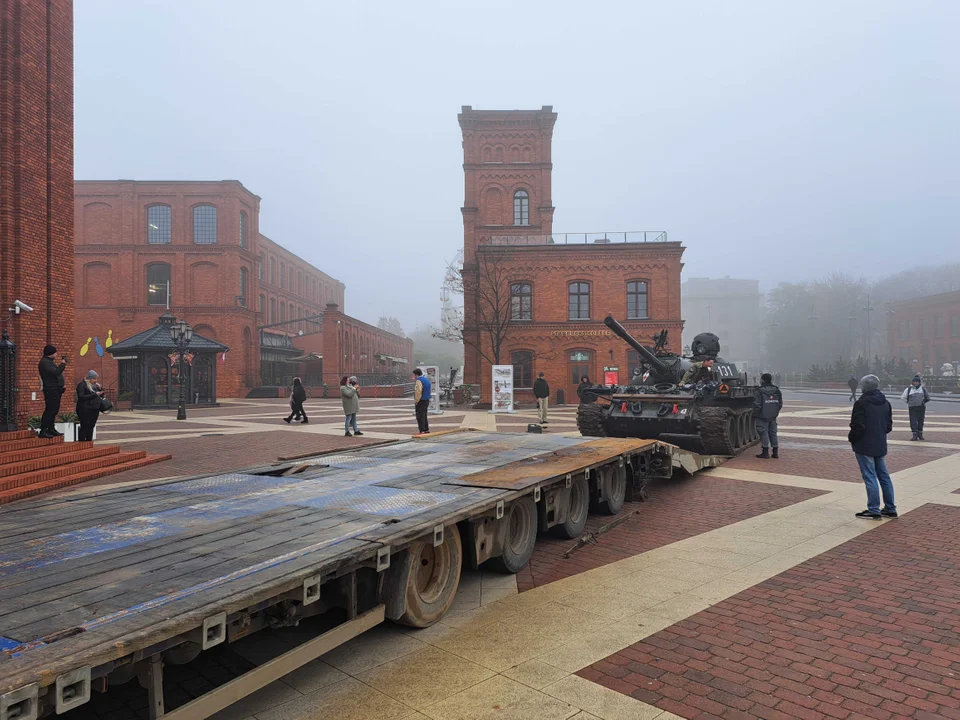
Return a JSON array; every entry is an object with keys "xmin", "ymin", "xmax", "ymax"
[
  {"xmin": 551, "ymin": 474, "xmax": 589, "ymax": 539},
  {"xmin": 487, "ymin": 496, "xmax": 538, "ymax": 573},
  {"xmin": 386, "ymin": 527, "xmax": 462, "ymax": 628},
  {"xmin": 592, "ymin": 463, "xmax": 627, "ymax": 515}
]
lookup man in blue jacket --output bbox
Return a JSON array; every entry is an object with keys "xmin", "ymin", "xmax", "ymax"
[
  {"xmin": 848, "ymin": 374, "xmax": 896, "ymax": 520},
  {"xmin": 412, "ymin": 368, "xmax": 431, "ymax": 435}
]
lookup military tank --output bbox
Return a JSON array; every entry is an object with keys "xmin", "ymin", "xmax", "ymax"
[{"xmin": 576, "ymin": 316, "xmax": 759, "ymax": 456}]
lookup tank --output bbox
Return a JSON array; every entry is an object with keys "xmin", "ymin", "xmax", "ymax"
[{"xmin": 576, "ymin": 316, "xmax": 759, "ymax": 456}]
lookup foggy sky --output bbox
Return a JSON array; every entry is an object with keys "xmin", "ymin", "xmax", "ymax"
[{"xmin": 75, "ymin": 1, "xmax": 959, "ymax": 332}]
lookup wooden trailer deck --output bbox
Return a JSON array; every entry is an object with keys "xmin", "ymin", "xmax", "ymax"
[{"xmin": 0, "ymin": 431, "xmax": 678, "ymax": 716}]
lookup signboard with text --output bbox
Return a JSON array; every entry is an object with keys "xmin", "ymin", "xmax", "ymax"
[
  {"xmin": 603, "ymin": 366, "xmax": 620, "ymax": 386},
  {"xmin": 418, "ymin": 365, "xmax": 441, "ymax": 414},
  {"xmin": 491, "ymin": 365, "xmax": 515, "ymax": 413}
]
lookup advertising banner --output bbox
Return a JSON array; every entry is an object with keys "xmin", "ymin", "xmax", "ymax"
[
  {"xmin": 418, "ymin": 365, "xmax": 441, "ymax": 414},
  {"xmin": 491, "ymin": 365, "xmax": 515, "ymax": 413},
  {"xmin": 603, "ymin": 366, "xmax": 620, "ymax": 386}
]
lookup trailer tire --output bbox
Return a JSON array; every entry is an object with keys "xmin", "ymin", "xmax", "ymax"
[
  {"xmin": 551, "ymin": 473, "xmax": 589, "ymax": 539},
  {"xmin": 487, "ymin": 496, "xmax": 538, "ymax": 573},
  {"xmin": 386, "ymin": 527, "xmax": 462, "ymax": 628},
  {"xmin": 592, "ymin": 463, "xmax": 627, "ymax": 515}
]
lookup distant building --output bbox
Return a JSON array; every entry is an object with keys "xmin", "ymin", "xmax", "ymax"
[
  {"xmin": 886, "ymin": 290, "xmax": 960, "ymax": 374},
  {"xmin": 681, "ymin": 278, "xmax": 761, "ymax": 371}
]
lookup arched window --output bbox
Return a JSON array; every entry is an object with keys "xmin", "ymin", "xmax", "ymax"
[
  {"xmin": 627, "ymin": 281, "xmax": 649, "ymax": 319},
  {"xmin": 511, "ymin": 350, "xmax": 534, "ymax": 389},
  {"xmin": 258, "ymin": 252, "xmax": 264, "ymax": 281},
  {"xmin": 513, "ymin": 190, "xmax": 529, "ymax": 226},
  {"xmin": 192, "ymin": 204, "xmax": 218, "ymax": 244},
  {"xmin": 270, "ymin": 256, "xmax": 276, "ymax": 284},
  {"xmin": 511, "ymin": 282, "xmax": 533, "ymax": 320},
  {"xmin": 239, "ymin": 267, "xmax": 248, "ymax": 306},
  {"xmin": 259, "ymin": 294, "xmax": 265, "ymax": 313},
  {"xmin": 279, "ymin": 262, "xmax": 285, "ymax": 288},
  {"xmin": 146, "ymin": 205, "xmax": 172, "ymax": 244},
  {"xmin": 269, "ymin": 297, "xmax": 276, "ymax": 323},
  {"xmin": 568, "ymin": 282, "xmax": 590, "ymax": 320},
  {"xmin": 297, "ymin": 271, "xmax": 302, "ymax": 296},
  {"xmin": 280, "ymin": 301, "xmax": 286, "ymax": 323},
  {"xmin": 313, "ymin": 279, "xmax": 318, "ymax": 302},
  {"xmin": 289, "ymin": 267, "xmax": 294, "ymax": 291},
  {"xmin": 146, "ymin": 263, "xmax": 171, "ymax": 306},
  {"xmin": 239, "ymin": 211, "xmax": 248, "ymax": 249}
]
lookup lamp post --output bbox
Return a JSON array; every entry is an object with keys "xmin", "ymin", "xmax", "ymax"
[{"xmin": 170, "ymin": 319, "xmax": 193, "ymax": 420}]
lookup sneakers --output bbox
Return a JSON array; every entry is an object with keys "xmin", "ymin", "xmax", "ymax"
[
  {"xmin": 300, "ymin": 419, "xmax": 309, "ymax": 424},
  {"xmin": 771, "ymin": 447, "xmax": 779, "ymax": 459},
  {"xmin": 345, "ymin": 431, "xmax": 352, "ymax": 437},
  {"xmin": 881, "ymin": 509, "xmax": 899, "ymax": 518},
  {"xmin": 756, "ymin": 448, "xmax": 770, "ymax": 459},
  {"xmin": 855, "ymin": 510, "xmax": 882, "ymax": 520},
  {"xmin": 283, "ymin": 417, "xmax": 292, "ymax": 424},
  {"xmin": 354, "ymin": 430, "xmax": 364, "ymax": 436}
]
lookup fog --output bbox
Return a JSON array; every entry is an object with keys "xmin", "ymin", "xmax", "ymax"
[{"xmin": 75, "ymin": 1, "xmax": 959, "ymax": 331}]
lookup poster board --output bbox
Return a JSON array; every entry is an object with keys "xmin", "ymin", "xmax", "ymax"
[
  {"xmin": 603, "ymin": 366, "xmax": 620, "ymax": 386},
  {"xmin": 491, "ymin": 365, "xmax": 515, "ymax": 413},
  {"xmin": 418, "ymin": 365, "xmax": 442, "ymax": 414}
]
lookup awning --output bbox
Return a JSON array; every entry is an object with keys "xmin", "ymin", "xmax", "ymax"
[
  {"xmin": 376, "ymin": 354, "xmax": 408, "ymax": 364},
  {"xmin": 289, "ymin": 352, "xmax": 323, "ymax": 362}
]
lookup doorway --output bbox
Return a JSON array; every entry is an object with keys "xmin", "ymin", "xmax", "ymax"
[{"xmin": 567, "ymin": 349, "xmax": 593, "ymax": 401}]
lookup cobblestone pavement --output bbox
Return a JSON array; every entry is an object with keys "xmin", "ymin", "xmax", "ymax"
[{"xmin": 52, "ymin": 396, "xmax": 960, "ymax": 719}]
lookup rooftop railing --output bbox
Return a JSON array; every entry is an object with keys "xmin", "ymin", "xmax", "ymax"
[{"xmin": 486, "ymin": 231, "xmax": 668, "ymax": 246}]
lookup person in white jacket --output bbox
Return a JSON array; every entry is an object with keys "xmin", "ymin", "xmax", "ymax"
[{"xmin": 900, "ymin": 375, "xmax": 929, "ymax": 441}]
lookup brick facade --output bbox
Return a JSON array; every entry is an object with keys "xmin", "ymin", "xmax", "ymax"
[
  {"xmin": 319, "ymin": 304, "xmax": 414, "ymax": 387},
  {"xmin": 458, "ymin": 107, "xmax": 684, "ymax": 404},
  {"xmin": 73, "ymin": 180, "xmax": 410, "ymax": 398},
  {"xmin": 886, "ymin": 290, "xmax": 960, "ymax": 375},
  {"xmin": 0, "ymin": 0, "xmax": 74, "ymax": 429}
]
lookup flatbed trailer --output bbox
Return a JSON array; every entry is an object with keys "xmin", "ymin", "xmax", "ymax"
[{"xmin": 0, "ymin": 431, "xmax": 725, "ymax": 720}]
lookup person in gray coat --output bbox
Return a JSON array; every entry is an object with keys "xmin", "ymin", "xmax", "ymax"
[
  {"xmin": 900, "ymin": 375, "xmax": 929, "ymax": 441},
  {"xmin": 341, "ymin": 376, "xmax": 363, "ymax": 437},
  {"xmin": 753, "ymin": 373, "xmax": 783, "ymax": 458}
]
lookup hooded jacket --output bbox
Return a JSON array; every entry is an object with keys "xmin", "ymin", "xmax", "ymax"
[
  {"xmin": 753, "ymin": 383, "xmax": 783, "ymax": 421},
  {"xmin": 848, "ymin": 389, "xmax": 893, "ymax": 457}
]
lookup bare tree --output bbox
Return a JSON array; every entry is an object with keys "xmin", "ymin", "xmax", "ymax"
[{"xmin": 377, "ymin": 316, "xmax": 405, "ymax": 337}]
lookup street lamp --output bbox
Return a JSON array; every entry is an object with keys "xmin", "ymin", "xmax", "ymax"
[{"xmin": 170, "ymin": 319, "xmax": 193, "ymax": 420}]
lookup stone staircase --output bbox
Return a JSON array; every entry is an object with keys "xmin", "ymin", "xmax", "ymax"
[{"xmin": 0, "ymin": 430, "xmax": 171, "ymax": 504}]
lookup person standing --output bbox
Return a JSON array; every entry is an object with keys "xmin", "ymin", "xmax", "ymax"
[
  {"xmin": 284, "ymin": 377, "xmax": 308, "ymax": 424},
  {"xmin": 413, "ymin": 368, "xmax": 431, "ymax": 435},
  {"xmin": 341, "ymin": 376, "xmax": 363, "ymax": 437},
  {"xmin": 75, "ymin": 370, "xmax": 104, "ymax": 442},
  {"xmin": 900, "ymin": 375, "xmax": 929, "ymax": 441},
  {"xmin": 38, "ymin": 344, "xmax": 68, "ymax": 438},
  {"xmin": 576, "ymin": 375, "xmax": 591, "ymax": 402},
  {"xmin": 848, "ymin": 374, "xmax": 896, "ymax": 520},
  {"xmin": 533, "ymin": 371, "xmax": 550, "ymax": 425},
  {"xmin": 753, "ymin": 373, "xmax": 783, "ymax": 458},
  {"xmin": 680, "ymin": 358, "xmax": 716, "ymax": 385},
  {"xmin": 847, "ymin": 375, "xmax": 858, "ymax": 402}
]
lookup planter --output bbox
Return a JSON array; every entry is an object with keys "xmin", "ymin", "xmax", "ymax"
[
  {"xmin": 116, "ymin": 400, "xmax": 132, "ymax": 411},
  {"xmin": 54, "ymin": 422, "xmax": 78, "ymax": 442}
]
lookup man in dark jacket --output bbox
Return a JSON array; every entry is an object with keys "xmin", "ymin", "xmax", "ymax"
[
  {"xmin": 38, "ymin": 344, "xmax": 68, "ymax": 438},
  {"xmin": 533, "ymin": 372, "xmax": 550, "ymax": 425},
  {"xmin": 847, "ymin": 375, "xmax": 858, "ymax": 401},
  {"xmin": 848, "ymin": 374, "xmax": 896, "ymax": 520},
  {"xmin": 753, "ymin": 373, "xmax": 783, "ymax": 459}
]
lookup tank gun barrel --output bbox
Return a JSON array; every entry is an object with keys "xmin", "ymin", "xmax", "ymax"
[{"xmin": 603, "ymin": 316, "xmax": 669, "ymax": 375}]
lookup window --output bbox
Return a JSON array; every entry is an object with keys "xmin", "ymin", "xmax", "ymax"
[
  {"xmin": 297, "ymin": 271, "xmax": 303, "ymax": 296},
  {"xmin": 568, "ymin": 282, "xmax": 590, "ymax": 320},
  {"xmin": 511, "ymin": 350, "xmax": 534, "ymax": 388},
  {"xmin": 289, "ymin": 267, "xmax": 294, "ymax": 291},
  {"xmin": 258, "ymin": 253, "xmax": 264, "ymax": 281},
  {"xmin": 146, "ymin": 263, "xmax": 170, "ymax": 305},
  {"xmin": 513, "ymin": 190, "xmax": 529, "ymax": 226},
  {"xmin": 259, "ymin": 294, "xmax": 265, "ymax": 313},
  {"xmin": 898, "ymin": 320, "xmax": 906, "ymax": 341},
  {"xmin": 270, "ymin": 256, "xmax": 276, "ymax": 284},
  {"xmin": 907, "ymin": 319, "xmax": 913, "ymax": 338},
  {"xmin": 239, "ymin": 211, "xmax": 248, "ymax": 249},
  {"xmin": 953, "ymin": 315, "xmax": 960, "ymax": 337},
  {"xmin": 313, "ymin": 279, "xmax": 318, "ymax": 302},
  {"xmin": 569, "ymin": 349, "xmax": 592, "ymax": 384},
  {"xmin": 511, "ymin": 282, "xmax": 532, "ymax": 320},
  {"xmin": 192, "ymin": 205, "xmax": 217, "ymax": 244},
  {"xmin": 627, "ymin": 350, "xmax": 640, "ymax": 377},
  {"xmin": 269, "ymin": 297, "xmax": 276, "ymax": 323},
  {"xmin": 279, "ymin": 262, "xmax": 285, "ymax": 288},
  {"xmin": 280, "ymin": 302, "xmax": 286, "ymax": 323},
  {"xmin": 147, "ymin": 205, "xmax": 171, "ymax": 244},
  {"xmin": 922, "ymin": 318, "xmax": 929, "ymax": 339},
  {"xmin": 627, "ymin": 281, "xmax": 648, "ymax": 319},
  {"xmin": 239, "ymin": 267, "xmax": 248, "ymax": 306},
  {"xmin": 936, "ymin": 316, "xmax": 944, "ymax": 338}
]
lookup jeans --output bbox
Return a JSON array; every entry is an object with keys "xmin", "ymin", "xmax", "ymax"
[
  {"xmin": 344, "ymin": 413, "xmax": 358, "ymax": 433},
  {"xmin": 855, "ymin": 453, "xmax": 896, "ymax": 515},
  {"xmin": 415, "ymin": 399, "xmax": 430, "ymax": 433},
  {"xmin": 537, "ymin": 397, "xmax": 548, "ymax": 423},
  {"xmin": 41, "ymin": 388, "xmax": 64, "ymax": 434},
  {"xmin": 908, "ymin": 405, "xmax": 925, "ymax": 434},
  {"xmin": 755, "ymin": 418, "xmax": 778, "ymax": 448}
]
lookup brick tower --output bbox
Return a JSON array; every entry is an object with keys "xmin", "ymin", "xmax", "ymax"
[
  {"xmin": 458, "ymin": 106, "xmax": 558, "ymax": 385},
  {"xmin": 0, "ymin": 0, "xmax": 75, "ymax": 429}
]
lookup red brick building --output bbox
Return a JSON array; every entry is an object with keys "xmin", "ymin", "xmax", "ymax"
[
  {"xmin": 458, "ymin": 106, "xmax": 684, "ymax": 404},
  {"xmin": 0, "ymin": 0, "xmax": 74, "ymax": 429},
  {"xmin": 886, "ymin": 291, "xmax": 960, "ymax": 375},
  {"xmin": 74, "ymin": 180, "xmax": 410, "ymax": 401}
]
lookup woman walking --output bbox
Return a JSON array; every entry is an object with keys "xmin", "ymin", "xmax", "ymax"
[
  {"xmin": 341, "ymin": 376, "xmax": 363, "ymax": 437},
  {"xmin": 76, "ymin": 370, "xmax": 104, "ymax": 442},
  {"xmin": 284, "ymin": 377, "xmax": 308, "ymax": 424}
]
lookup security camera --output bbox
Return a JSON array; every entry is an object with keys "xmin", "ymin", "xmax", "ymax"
[{"xmin": 12, "ymin": 300, "xmax": 33, "ymax": 314}]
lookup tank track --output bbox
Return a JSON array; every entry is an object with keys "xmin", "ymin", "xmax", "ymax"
[
  {"xmin": 699, "ymin": 406, "xmax": 757, "ymax": 456},
  {"xmin": 576, "ymin": 402, "xmax": 608, "ymax": 437}
]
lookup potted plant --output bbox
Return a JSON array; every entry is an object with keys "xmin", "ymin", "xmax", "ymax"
[
  {"xmin": 28, "ymin": 416, "xmax": 42, "ymax": 434},
  {"xmin": 117, "ymin": 391, "xmax": 134, "ymax": 411},
  {"xmin": 55, "ymin": 412, "xmax": 81, "ymax": 442}
]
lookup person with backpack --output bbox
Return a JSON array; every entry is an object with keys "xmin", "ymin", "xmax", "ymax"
[
  {"xmin": 900, "ymin": 375, "xmax": 930, "ymax": 441},
  {"xmin": 284, "ymin": 377, "xmax": 308, "ymax": 424},
  {"xmin": 753, "ymin": 373, "xmax": 783, "ymax": 458}
]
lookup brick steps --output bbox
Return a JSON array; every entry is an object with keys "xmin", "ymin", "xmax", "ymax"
[
  {"xmin": 0, "ymin": 454, "xmax": 172, "ymax": 505},
  {"xmin": 0, "ymin": 431, "xmax": 171, "ymax": 505},
  {"xmin": 0, "ymin": 445, "xmax": 121, "ymax": 478}
]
